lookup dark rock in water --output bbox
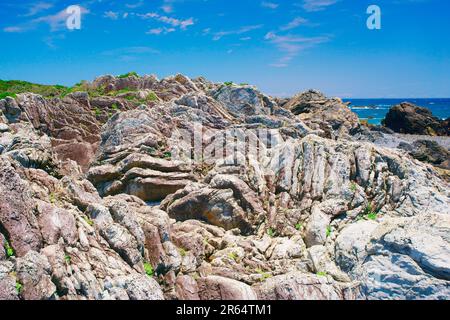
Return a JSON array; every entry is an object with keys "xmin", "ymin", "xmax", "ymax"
[
  {"xmin": 383, "ymin": 102, "xmax": 449, "ymax": 136},
  {"xmin": 399, "ymin": 140, "xmax": 450, "ymax": 170}
]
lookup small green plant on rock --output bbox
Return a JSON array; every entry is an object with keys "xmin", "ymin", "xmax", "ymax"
[
  {"xmin": 83, "ymin": 216, "xmax": 94, "ymax": 226},
  {"xmin": 94, "ymin": 107, "xmax": 102, "ymax": 117},
  {"xmin": 295, "ymin": 223, "xmax": 303, "ymax": 231},
  {"xmin": 15, "ymin": 281, "xmax": 23, "ymax": 294},
  {"xmin": 163, "ymin": 151, "xmax": 172, "ymax": 159},
  {"xmin": 228, "ymin": 252, "xmax": 239, "ymax": 262},
  {"xmin": 64, "ymin": 254, "xmax": 71, "ymax": 264},
  {"xmin": 178, "ymin": 248, "xmax": 187, "ymax": 257},
  {"xmin": 350, "ymin": 182, "xmax": 357, "ymax": 193},
  {"xmin": 267, "ymin": 228, "xmax": 275, "ymax": 237},
  {"xmin": 255, "ymin": 268, "xmax": 272, "ymax": 281},
  {"xmin": 326, "ymin": 225, "xmax": 332, "ymax": 238},
  {"xmin": 363, "ymin": 203, "xmax": 378, "ymax": 220},
  {"xmin": 317, "ymin": 271, "xmax": 327, "ymax": 277},
  {"xmin": 143, "ymin": 262, "xmax": 154, "ymax": 277},
  {"xmin": 224, "ymin": 81, "xmax": 234, "ymax": 86},
  {"xmin": 4, "ymin": 241, "xmax": 14, "ymax": 257}
]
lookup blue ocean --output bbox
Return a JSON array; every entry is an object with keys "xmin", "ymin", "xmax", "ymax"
[{"xmin": 343, "ymin": 98, "xmax": 450, "ymax": 125}]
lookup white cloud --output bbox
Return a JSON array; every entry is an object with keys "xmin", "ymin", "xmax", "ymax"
[
  {"xmin": 139, "ymin": 12, "xmax": 194, "ymax": 30},
  {"xmin": 280, "ymin": 17, "xmax": 308, "ymax": 31},
  {"xmin": 261, "ymin": 1, "xmax": 279, "ymax": 9},
  {"xmin": 147, "ymin": 27, "xmax": 176, "ymax": 35},
  {"xmin": 161, "ymin": 5, "xmax": 174, "ymax": 13},
  {"xmin": 301, "ymin": 0, "xmax": 338, "ymax": 12},
  {"xmin": 265, "ymin": 31, "xmax": 329, "ymax": 67},
  {"xmin": 22, "ymin": 2, "xmax": 54, "ymax": 17},
  {"xmin": 3, "ymin": 26, "xmax": 26, "ymax": 33},
  {"xmin": 104, "ymin": 11, "xmax": 119, "ymax": 20},
  {"xmin": 211, "ymin": 25, "xmax": 263, "ymax": 41}
]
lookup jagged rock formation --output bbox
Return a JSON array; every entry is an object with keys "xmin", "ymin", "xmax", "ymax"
[
  {"xmin": 0, "ymin": 74, "xmax": 449, "ymax": 300},
  {"xmin": 383, "ymin": 102, "xmax": 449, "ymax": 136}
]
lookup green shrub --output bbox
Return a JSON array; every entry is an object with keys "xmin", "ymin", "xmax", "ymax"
[
  {"xmin": 111, "ymin": 103, "xmax": 119, "ymax": 111},
  {"xmin": 224, "ymin": 81, "xmax": 234, "ymax": 86},
  {"xmin": 0, "ymin": 92, "xmax": 17, "ymax": 99}
]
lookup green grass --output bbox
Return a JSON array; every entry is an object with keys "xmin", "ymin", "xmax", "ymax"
[
  {"xmin": 0, "ymin": 80, "xmax": 68, "ymax": 99},
  {"xmin": 117, "ymin": 72, "xmax": 139, "ymax": 79},
  {"xmin": 146, "ymin": 91, "xmax": 159, "ymax": 102},
  {"xmin": 111, "ymin": 103, "xmax": 120, "ymax": 111},
  {"xmin": 0, "ymin": 92, "xmax": 17, "ymax": 99},
  {"xmin": 143, "ymin": 262, "xmax": 154, "ymax": 277},
  {"xmin": 4, "ymin": 240, "xmax": 14, "ymax": 257}
]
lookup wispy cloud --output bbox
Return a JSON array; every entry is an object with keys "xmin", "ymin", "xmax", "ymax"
[
  {"xmin": 209, "ymin": 25, "xmax": 263, "ymax": 41},
  {"xmin": 280, "ymin": 17, "xmax": 308, "ymax": 31},
  {"xmin": 104, "ymin": 11, "xmax": 119, "ymax": 20},
  {"xmin": 147, "ymin": 27, "xmax": 176, "ymax": 35},
  {"xmin": 125, "ymin": 1, "xmax": 144, "ymax": 9},
  {"xmin": 22, "ymin": 1, "xmax": 54, "ymax": 17},
  {"xmin": 139, "ymin": 12, "xmax": 194, "ymax": 30},
  {"xmin": 261, "ymin": 1, "xmax": 279, "ymax": 9},
  {"xmin": 265, "ymin": 31, "xmax": 330, "ymax": 67},
  {"xmin": 301, "ymin": 0, "xmax": 339, "ymax": 12},
  {"xmin": 102, "ymin": 46, "xmax": 160, "ymax": 62}
]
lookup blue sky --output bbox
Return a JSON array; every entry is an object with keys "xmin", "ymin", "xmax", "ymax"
[{"xmin": 1, "ymin": 0, "xmax": 449, "ymax": 98}]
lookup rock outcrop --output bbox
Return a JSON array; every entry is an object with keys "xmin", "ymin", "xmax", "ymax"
[
  {"xmin": 0, "ymin": 74, "xmax": 449, "ymax": 301},
  {"xmin": 383, "ymin": 102, "xmax": 449, "ymax": 136}
]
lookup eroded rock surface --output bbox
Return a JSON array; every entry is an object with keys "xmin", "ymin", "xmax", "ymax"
[{"xmin": 0, "ymin": 74, "xmax": 449, "ymax": 300}]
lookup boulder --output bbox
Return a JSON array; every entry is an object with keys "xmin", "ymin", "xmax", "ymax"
[
  {"xmin": 197, "ymin": 276, "xmax": 257, "ymax": 300},
  {"xmin": 383, "ymin": 102, "xmax": 449, "ymax": 136}
]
